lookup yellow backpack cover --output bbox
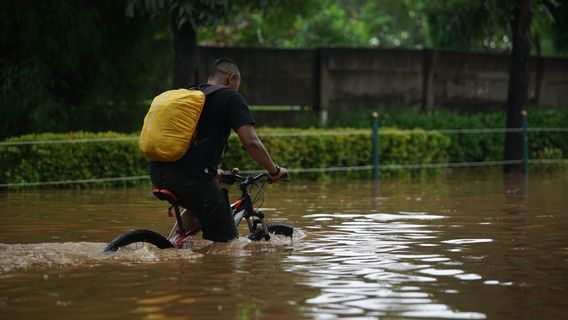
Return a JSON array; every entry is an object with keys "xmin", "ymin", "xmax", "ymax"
[{"xmin": 139, "ymin": 86, "xmax": 224, "ymax": 162}]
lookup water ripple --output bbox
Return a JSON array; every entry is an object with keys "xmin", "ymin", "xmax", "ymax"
[
  {"xmin": 290, "ymin": 211, "xmax": 492, "ymax": 319},
  {"xmin": 441, "ymin": 239, "xmax": 494, "ymax": 244}
]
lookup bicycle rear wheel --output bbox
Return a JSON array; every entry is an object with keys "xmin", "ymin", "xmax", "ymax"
[
  {"xmin": 104, "ymin": 229, "xmax": 174, "ymax": 253},
  {"xmin": 248, "ymin": 223, "xmax": 294, "ymax": 241}
]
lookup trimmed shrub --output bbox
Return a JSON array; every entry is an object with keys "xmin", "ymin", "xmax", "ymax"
[
  {"xmin": 0, "ymin": 128, "xmax": 450, "ymax": 188},
  {"xmin": 3, "ymin": 120, "xmax": 564, "ymax": 189},
  {"xmin": 0, "ymin": 132, "xmax": 146, "ymax": 188},
  {"xmin": 224, "ymin": 128, "xmax": 450, "ymax": 179},
  {"xmin": 296, "ymin": 108, "xmax": 568, "ymax": 163}
]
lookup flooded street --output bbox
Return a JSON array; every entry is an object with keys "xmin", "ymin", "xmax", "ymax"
[{"xmin": 0, "ymin": 170, "xmax": 567, "ymax": 320}]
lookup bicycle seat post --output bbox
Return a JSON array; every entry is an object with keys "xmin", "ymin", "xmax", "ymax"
[
  {"xmin": 153, "ymin": 188, "xmax": 185, "ymax": 234},
  {"xmin": 173, "ymin": 203, "xmax": 185, "ymax": 235}
]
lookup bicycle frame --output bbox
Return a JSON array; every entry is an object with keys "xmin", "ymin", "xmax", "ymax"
[
  {"xmin": 170, "ymin": 172, "xmax": 271, "ymax": 249},
  {"xmin": 103, "ymin": 171, "xmax": 291, "ymax": 253}
]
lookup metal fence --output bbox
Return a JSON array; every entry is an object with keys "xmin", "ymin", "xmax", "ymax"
[{"xmin": 0, "ymin": 121, "xmax": 567, "ymax": 188}]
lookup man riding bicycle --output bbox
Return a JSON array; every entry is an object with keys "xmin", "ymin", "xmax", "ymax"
[{"xmin": 149, "ymin": 58, "xmax": 288, "ymax": 251}]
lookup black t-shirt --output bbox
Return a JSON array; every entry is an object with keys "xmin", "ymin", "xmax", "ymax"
[{"xmin": 149, "ymin": 85, "xmax": 255, "ymax": 176}]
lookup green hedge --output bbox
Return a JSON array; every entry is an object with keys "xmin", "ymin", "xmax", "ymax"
[
  {"xmin": 224, "ymin": 128, "xmax": 450, "ymax": 179},
  {"xmin": 0, "ymin": 132, "xmax": 146, "ymax": 188},
  {"xmin": 3, "ymin": 120, "xmax": 564, "ymax": 188},
  {"xmin": 0, "ymin": 128, "xmax": 450, "ymax": 188},
  {"xmin": 293, "ymin": 108, "xmax": 568, "ymax": 164},
  {"xmin": 377, "ymin": 109, "xmax": 568, "ymax": 163}
]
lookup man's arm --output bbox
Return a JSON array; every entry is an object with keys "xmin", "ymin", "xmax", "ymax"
[{"xmin": 235, "ymin": 124, "xmax": 288, "ymax": 181}]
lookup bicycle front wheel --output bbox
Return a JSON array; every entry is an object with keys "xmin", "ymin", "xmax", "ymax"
[
  {"xmin": 104, "ymin": 229, "xmax": 174, "ymax": 253},
  {"xmin": 248, "ymin": 223, "xmax": 295, "ymax": 241}
]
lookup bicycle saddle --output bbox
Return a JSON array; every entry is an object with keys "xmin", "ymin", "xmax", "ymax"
[{"xmin": 152, "ymin": 188, "xmax": 178, "ymax": 205}]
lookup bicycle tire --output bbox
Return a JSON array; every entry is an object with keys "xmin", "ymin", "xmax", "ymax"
[
  {"xmin": 248, "ymin": 223, "xmax": 294, "ymax": 241},
  {"xmin": 104, "ymin": 229, "xmax": 174, "ymax": 253}
]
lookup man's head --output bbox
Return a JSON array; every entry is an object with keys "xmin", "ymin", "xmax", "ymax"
[{"xmin": 207, "ymin": 58, "xmax": 241, "ymax": 91}]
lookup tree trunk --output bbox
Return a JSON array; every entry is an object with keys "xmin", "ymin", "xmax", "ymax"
[
  {"xmin": 504, "ymin": 0, "xmax": 532, "ymax": 173},
  {"xmin": 171, "ymin": 16, "xmax": 197, "ymax": 89}
]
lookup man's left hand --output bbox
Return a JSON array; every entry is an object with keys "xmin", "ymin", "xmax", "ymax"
[{"xmin": 269, "ymin": 166, "xmax": 289, "ymax": 183}]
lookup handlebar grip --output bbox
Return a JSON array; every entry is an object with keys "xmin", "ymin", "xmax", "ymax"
[
  {"xmin": 220, "ymin": 172, "xmax": 237, "ymax": 185},
  {"xmin": 267, "ymin": 172, "xmax": 289, "ymax": 184}
]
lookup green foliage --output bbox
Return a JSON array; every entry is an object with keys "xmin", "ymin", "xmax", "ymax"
[
  {"xmin": 0, "ymin": 132, "xmax": 146, "ymax": 188},
  {"xmin": 126, "ymin": 0, "xmax": 230, "ymax": 29},
  {"xmin": 200, "ymin": 0, "xmax": 412, "ymax": 48},
  {"xmin": 421, "ymin": 0, "xmax": 508, "ymax": 51},
  {"xmin": 0, "ymin": 0, "xmax": 171, "ymax": 139},
  {"xmin": 222, "ymin": 128, "xmax": 450, "ymax": 179},
  {"xmin": 420, "ymin": 0, "xmax": 564, "ymax": 55},
  {"xmin": 2, "ymin": 0, "xmax": 567, "ymax": 142},
  {"xmin": 199, "ymin": 0, "xmax": 567, "ymax": 56},
  {"xmin": 2, "ymin": 111, "xmax": 566, "ymax": 188},
  {"xmin": 284, "ymin": 108, "xmax": 568, "ymax": 165},
  {"xmin": 279, "ymin": 0, "xmax": 369, "ymax": 48},
  {"xmin": 0, "ymin": 128, "xmax": 449, "ymax": 188},
  {"xmin": 198, "ymin": 0, "xmax": 321, "ymax": 47},
  {"xmin": 359, "ymin": 0, "xmax": 427, "ymax": 48},
  {"xmin": 546, "ymin": 0, "xmax": 568, "ymax": 55}
]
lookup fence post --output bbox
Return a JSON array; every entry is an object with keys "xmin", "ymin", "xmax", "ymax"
[
  {"xmin": 422, "ymin": 48, "xmax": 436, "ymax": 111},
  {"xmin": 371, "ymin": 112, "xmax": 380, "ymax": 181},
  {"xmin": 522, "ymin": 110, "xmax": 529, "ymax": 175},
  {"xmin": 317, "ymin": 48, "xmax": 330, "ymax": 126}
]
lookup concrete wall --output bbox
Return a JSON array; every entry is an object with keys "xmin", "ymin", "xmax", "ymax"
[
  {"xmin": 197, "ymin": 47, "xmax": 315, "ymax": 106},
  {"xmin": 196, "ymin": 46, "xmax": 568, "ymax": 114},
  {"xmin": 433, "ymin": 51, "xmax": 512, "ymax": 108},
  {"xmin": 320, "ymin": 48, "xmax": 424, "ymax": 108},
  {"xmin": 540, "ymin": 57, "xmax": 568, "ymax": 107}
]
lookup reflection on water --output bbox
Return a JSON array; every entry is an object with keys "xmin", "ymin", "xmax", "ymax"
[
  {"xmin": 0, "ymin": 170, "xmax": 567, "ymax": 319},
  {"xmin": 289, "ymin": 211, "xmax": 488, "ymax": 319}
]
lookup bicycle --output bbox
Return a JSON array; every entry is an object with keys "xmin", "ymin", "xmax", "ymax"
[{"xmin": 103, "ymin": 170, "xmax": 295, "ymax": 252}]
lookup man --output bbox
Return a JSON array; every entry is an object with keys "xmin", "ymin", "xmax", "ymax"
[{"xmin": 149, "ymin": 58, "xmax": 288, "ymax": 251}]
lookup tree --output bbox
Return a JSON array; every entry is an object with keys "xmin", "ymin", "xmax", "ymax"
[
  {"xmin": 126, "ymin": 0, "xmax": 231, "ymax": 88},
  {"xmin": 0, "ymin": 0, "xmax": 167, "ymax": 139},
  {"xmin": 196, "ymin": 1, "xmax": 321, "ymax": 48},
  {"xmin": 504, "ymin": 0, "xmax": 533, "ymax": 173},
  {"xmin": 199, "ymin": 0, "xmax": 422, "ymax": 49},
  {"xmin": 542, "ymin": 0, "xmax": 568, "ymax": 56}
]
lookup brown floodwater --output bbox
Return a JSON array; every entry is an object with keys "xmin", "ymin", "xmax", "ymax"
[{"xmin": 0, "ymin": 170, "xmax": 567, "ymax": 320}]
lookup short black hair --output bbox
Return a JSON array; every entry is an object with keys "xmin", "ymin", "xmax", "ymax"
[{"xmin": 208, "ymin": 58, "xmax": 240, "ymax": 79}]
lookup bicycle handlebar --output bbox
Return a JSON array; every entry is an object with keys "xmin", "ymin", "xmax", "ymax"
[{"xmin": 220, "ymin": 171, "xmax": 288, "ymax": 186}]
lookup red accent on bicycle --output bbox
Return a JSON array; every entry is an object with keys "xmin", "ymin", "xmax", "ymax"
[{"xmin": 104, "ymin": 171, "xmax": 294, "ymax": 252}]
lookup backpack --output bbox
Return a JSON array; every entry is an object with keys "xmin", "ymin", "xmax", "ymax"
[{"xmin": 139, "ymin": 85, "xmax": 226, "ymax": 162}]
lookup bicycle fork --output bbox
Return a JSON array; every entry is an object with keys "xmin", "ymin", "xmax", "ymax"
[
  {"xmin": 243, "ymin": 209, "xmax": 271, "ymax": 240},
  {"xmin": 232, "ymin": 192, "xmax": 270, "ymax": 240}
]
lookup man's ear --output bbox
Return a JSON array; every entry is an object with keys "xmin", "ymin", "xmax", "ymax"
[{"xmin": 228, "ymin": 73, "xmax": 236, "ymax": 84}]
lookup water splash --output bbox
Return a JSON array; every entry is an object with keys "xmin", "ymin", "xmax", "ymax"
[
  {"xmin": 0, "ymin": 228, "xmax": 305, "ymax": 274},
  {"xmin": 0, "ymin": 242, "xmax": 197, "ymax": 274}
]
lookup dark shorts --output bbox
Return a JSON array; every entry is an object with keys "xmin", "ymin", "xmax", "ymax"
[{"xmin": 150, "ymin": 170, "xmax": 238, "ymax": 242}]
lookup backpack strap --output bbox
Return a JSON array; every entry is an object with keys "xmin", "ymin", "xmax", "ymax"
[
  {"xmin": 192, "ymin": 84, "xmax": 230, "ymax": 149},
  {"xmin": 201, "ymin": 84, "xmax": 228, "ymax": 96}
]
